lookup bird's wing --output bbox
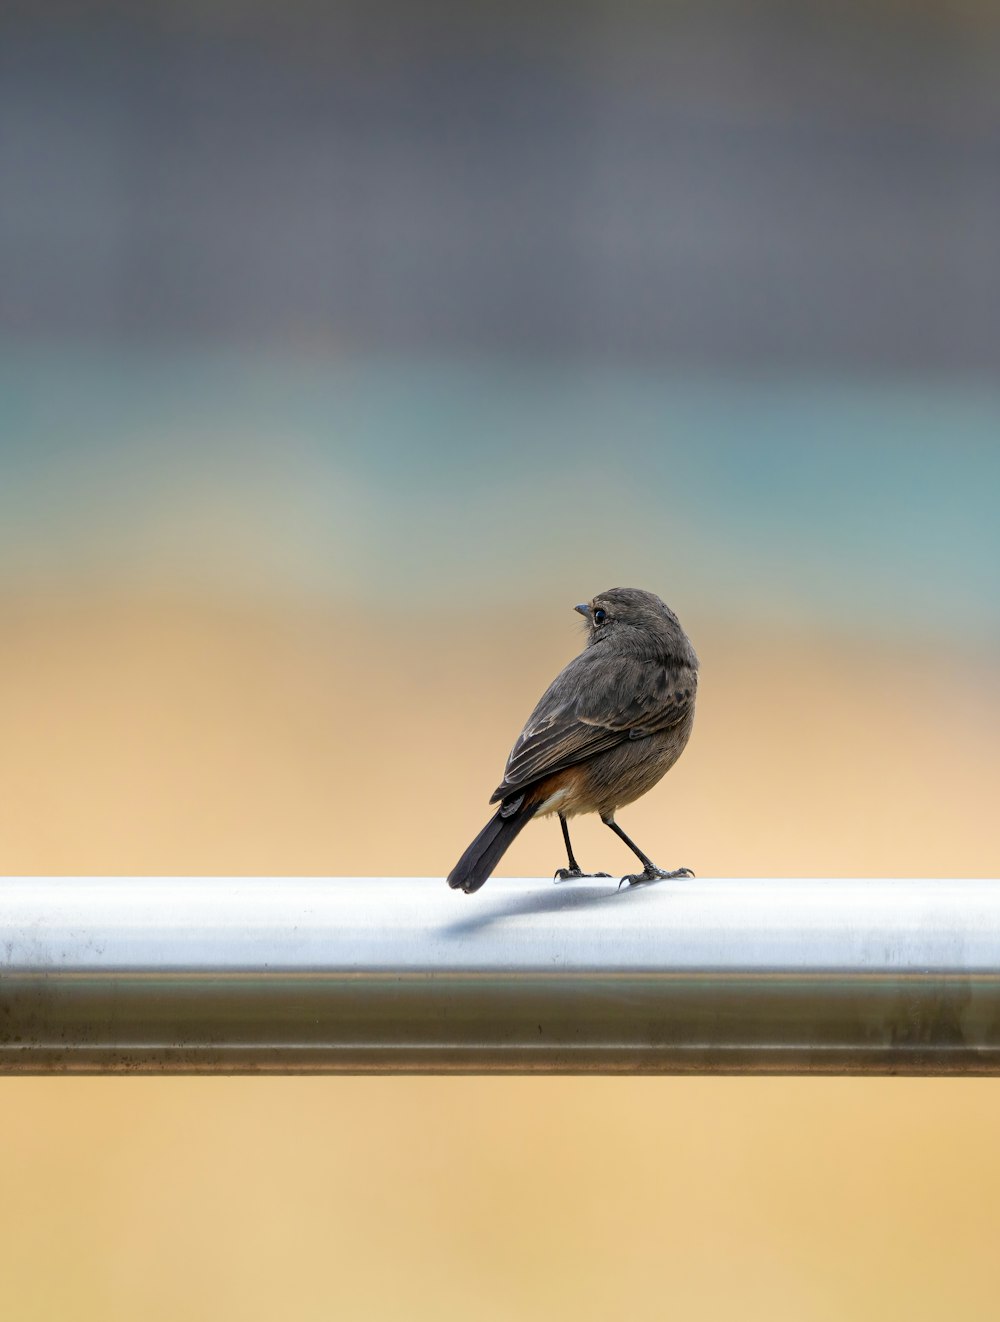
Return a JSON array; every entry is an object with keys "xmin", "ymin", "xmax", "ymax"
[{"xmin": 490, "ymin": 649, "xmax": 696, "ymax": 803}]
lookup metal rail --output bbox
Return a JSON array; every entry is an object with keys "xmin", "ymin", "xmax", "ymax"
[{"xmin": 2, "ymin": 875, "xmax": 998, "ymax": 1074}]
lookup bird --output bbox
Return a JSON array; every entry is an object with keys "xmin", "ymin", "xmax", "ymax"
[{"xmin": 446, "ymin": 587, "xmax": 698, "ymax": 894}]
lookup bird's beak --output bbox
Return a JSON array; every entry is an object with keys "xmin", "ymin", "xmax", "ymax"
[{"xmin": 574, "ymin": 602, "xmax": 591, "ymax": 617}]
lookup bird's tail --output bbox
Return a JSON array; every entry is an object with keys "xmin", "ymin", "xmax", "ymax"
[{"xmin": 447, "ymin": 798, "xmax": 538, "ymax": 894}]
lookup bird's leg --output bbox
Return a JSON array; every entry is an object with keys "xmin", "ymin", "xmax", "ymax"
[
  {"xmin": 601, "ymin": 815, "xmax": 694, "ymax": 888},
  {"xmin": 553, "ymin": 813, "xmax": 611, "ymax": 881}
]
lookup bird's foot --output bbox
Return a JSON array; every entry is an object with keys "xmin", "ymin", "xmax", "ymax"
[
  {"xmin": 554, "ymin": 867, "xmax": 613, "ymax": 883},
  {"xmin": 618, "ymin": 866, "xmax": 695, "ymax": 890}
]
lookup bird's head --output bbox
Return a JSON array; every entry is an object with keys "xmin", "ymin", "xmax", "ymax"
[{"xmin": 574, "ymin": 587, "xmax": 698, "ymax": 666}]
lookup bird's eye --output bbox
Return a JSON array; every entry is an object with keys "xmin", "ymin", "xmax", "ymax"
[{"xmin": 593, "ymin": 608, "xmax": 607, "ymax": 625}]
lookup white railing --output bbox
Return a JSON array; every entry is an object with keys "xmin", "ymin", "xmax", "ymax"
[{"xmin": 1, "ymin": 875, "xmax": 997, "ymax": 1073}]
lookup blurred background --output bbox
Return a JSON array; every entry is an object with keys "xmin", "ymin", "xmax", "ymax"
[{"xmin": 1, "ymin": 1, "xmax": 999, "ymax": 1317}]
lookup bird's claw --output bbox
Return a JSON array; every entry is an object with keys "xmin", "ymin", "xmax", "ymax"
[
  {"xmin": 554, "ymin": 868, "xmax": 613, "ymax": 882},
  {"xmin": 618, "ymin": 866, "xmax": 695, "ymax": 890}
]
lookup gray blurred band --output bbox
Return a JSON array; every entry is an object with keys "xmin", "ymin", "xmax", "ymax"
[{"xmin": 2, "ymin": 876, "xmax": 999, "ymax": 1074}]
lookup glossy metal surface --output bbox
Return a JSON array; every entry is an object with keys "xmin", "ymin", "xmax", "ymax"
[{"xmin": 2, "ymin": 876, "xmax": 999, "ymax": 1073}]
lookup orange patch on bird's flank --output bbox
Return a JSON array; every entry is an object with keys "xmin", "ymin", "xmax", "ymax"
[{"xmin": 533, "ymin": 765, "xmax": 592, "ymax": 818}]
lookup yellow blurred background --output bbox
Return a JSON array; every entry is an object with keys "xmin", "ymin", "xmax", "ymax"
[
  {"xmin": 2, "ymin": 579, "xmax": 998, "ymax": 1322},
  {"xmin": 3, "ymin": 1, "xmax": 1000, "ymax": 1317}
]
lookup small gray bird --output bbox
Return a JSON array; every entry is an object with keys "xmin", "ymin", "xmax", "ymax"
[{"xmin": 447, "ymin": 587, "xmax": 698, "ymax": 893}]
